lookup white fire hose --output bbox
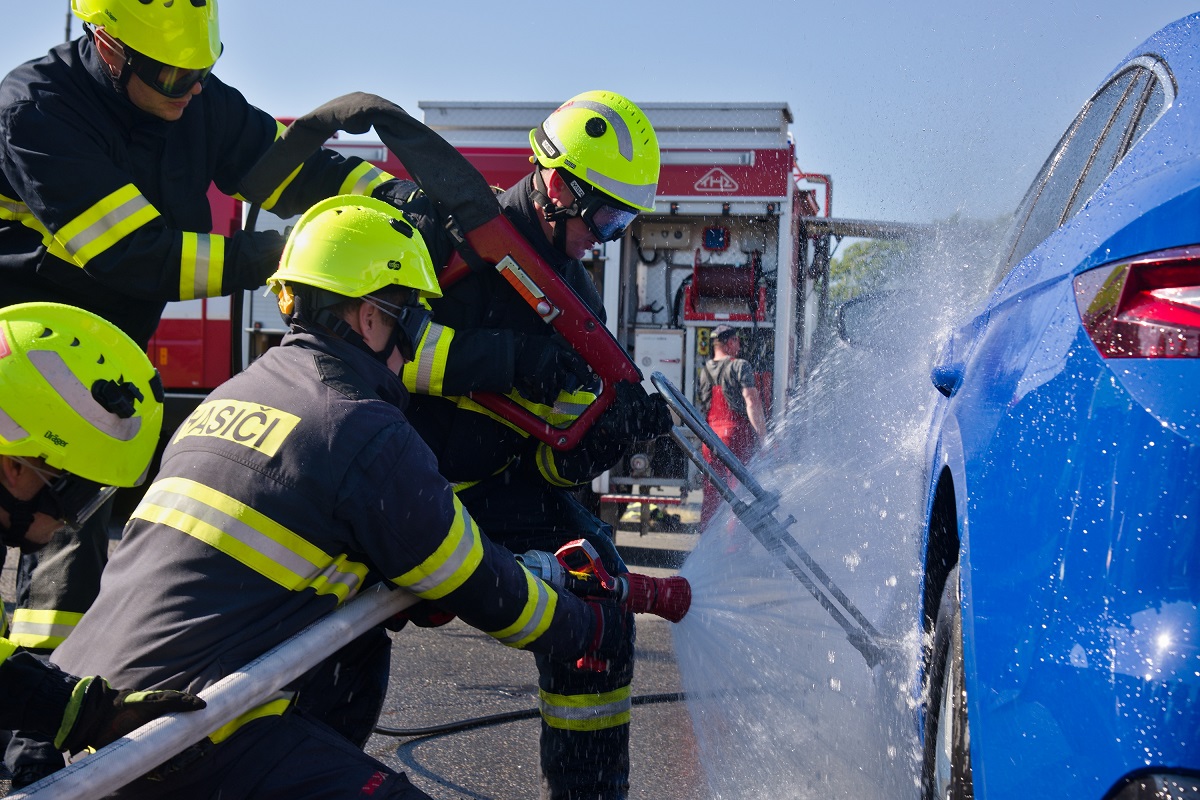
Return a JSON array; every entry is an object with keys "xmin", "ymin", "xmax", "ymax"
[{"xmin": 10, "ymin": 584, "xmax": 418, "ymax": 800}]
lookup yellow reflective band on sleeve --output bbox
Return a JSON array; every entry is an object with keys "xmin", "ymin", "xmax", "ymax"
[
  {"xmin": 55, "ymin": 184, "xmax": 160, "ymax": 266},
  {"xmin": 338, "ymin": 162, "xmax": 394, "ymax": 196},
  {"xmin": 391, "ymin": 495, "xmax": 483, "ymax": 599},
  {"xmin": 454, "ymin": 387, "xmax": 598, "ymax": 435},
  {"xmin": 9, "ymin": 609, "xmax": 85, "ymax": 651},
  {"xmin": 535, "ymin": 442, "xmax": 578, "ymax": 488},
  {"xmin": 0, "ymin": 193, "xmax": 26, "ymax": 218},
  {"xmin": 539, "ymin": 685, "xmax": 632, "ymax": 732},
  {"xmin": 257, "ymin": 162, "xmax": 304, "ymax": 213},
  {"xmin": 1, "ymin": 192, "xmax": 83, "ymax": 265},
  {"xmin": 401, "ymin": 322, "xmax": 453, "ymax": 396},
  {"xmin": 453, "ymin": 395, "xmax": 530, "ymax": 436},
  {"xmin": 487, "ymin": 567, "xmax": 557, "ymax": 649},
  {"xmin": 132, "ymin": 477, "xmax": 368, "ymax": 603},
  {"xmin": 179, "ymin": 232, "xmax": 226, "ymax": 300},
  {"xmin": 0, "ymin": 637, "xmax": 19, "ymax": 665},
  {"xmin": 207, "ymin": 694, "xmax": 293, "ymax": 744}
]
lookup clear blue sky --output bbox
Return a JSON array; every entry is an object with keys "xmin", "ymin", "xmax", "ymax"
[{"xmin": 7, "ymin": 2, "xmax": 1197, "ymax": 224}]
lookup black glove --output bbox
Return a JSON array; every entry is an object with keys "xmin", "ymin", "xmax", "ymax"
[
  {"xmin": 575, "ymin": 600, "xmax": 633, "ymax": 673},
  {"xmin": 384, "ymin": 600, "xmax": 457, "ymax": 632},
  {"xmin": 371, "ymin": 178, "xmax": 419, "ymax": 209},
  {"xmin": 57, "ymin": 676, "xmax": 206, "ymax": 753},
  {"xmin": 602, "ymin": 381, "xmax": 673, "ymax": 441},
  {"xmin": 513, "ymin": 333, "xmax": 591, "ymax": 404}
]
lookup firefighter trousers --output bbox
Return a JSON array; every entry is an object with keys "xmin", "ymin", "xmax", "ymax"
[{"xmin": 459, "ymin": 474, "xmax": 634, "ymax": 800}]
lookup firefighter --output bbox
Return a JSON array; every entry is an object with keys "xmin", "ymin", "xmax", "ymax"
[
  {"xmin": 0, "ymin": 0, "xmax": 395, "ymax": 781},
  {"xmin": 373, "ymin": 90, "xmax": 671, "ymax": 800},
  {"xmin": 0, "ymin": 302, "xmax": 206, "ymax": 761},
  {"xmin": 697, "ymin": 325, "xmax": 768, "ymax": 528},
  {"xmin": 50, "ymin": 196, "xmax": 633, "ymax": 799}
]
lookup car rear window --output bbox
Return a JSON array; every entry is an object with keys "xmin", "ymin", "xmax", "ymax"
[{"xmin": 995, "ymin": 57, "xmax": 1175, "ymax": 286}]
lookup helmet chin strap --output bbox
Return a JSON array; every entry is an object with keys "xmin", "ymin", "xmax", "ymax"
[{"xmin": 531, "ymin": 170, "xmax": 576, "ymax": 255}]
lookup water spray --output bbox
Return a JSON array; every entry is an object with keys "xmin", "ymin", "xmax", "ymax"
[{"xmin": 651, "ymin": 372, "xmax": 887, "ymax": 668}]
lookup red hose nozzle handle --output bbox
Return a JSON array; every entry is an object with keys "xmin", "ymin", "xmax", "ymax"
[{"xmin": 621, "ymin": 573, "xmax": 691, "ymax": 623}]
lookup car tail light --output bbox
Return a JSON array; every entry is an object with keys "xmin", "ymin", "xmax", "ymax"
[{"xmin": 1074, "ymin": 246, "xmax": 1200, "ymax": 357}]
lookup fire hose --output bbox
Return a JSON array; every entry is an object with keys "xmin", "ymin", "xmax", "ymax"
[
  {"xmin": 650, "ymin": 372, "xmax": 888, "ymax": 669},
  {"xmin": 9, "ymin": 585, "xmax": 420, "ymax": 800}
]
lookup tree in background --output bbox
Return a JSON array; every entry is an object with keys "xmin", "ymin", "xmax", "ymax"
[{"xmin": 829, "ymin": 238, "xmax": 911, "ymax": 302}]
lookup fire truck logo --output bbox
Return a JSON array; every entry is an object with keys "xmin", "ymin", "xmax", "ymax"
[{"xmin": 694, "ymin": 168, "xmax": 739, "ymax": 193}]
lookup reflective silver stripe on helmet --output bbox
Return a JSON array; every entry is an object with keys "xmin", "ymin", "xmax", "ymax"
[
  {"xmin": 584, "ymin": 169, "xmax": 656, "ymax": 211},
  {"xmin": 27, "ymin": 350, "xmax": 143, "ymax": 441},
  {"xmin": 570, "ymin": 100, "xmax": 633, "ymax": 161},
  {"xmin": 0, "ymin": 406, "xmax": 28, "ymax": 443}
]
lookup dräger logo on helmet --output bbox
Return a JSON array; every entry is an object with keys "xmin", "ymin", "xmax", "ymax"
[
  {"xmin": 174, "ymin": 399, "xmax": 301, "ymax": 457},
  {"xmin": 43, "ymin": 430, "xmax": 68, "ymax": 448}
]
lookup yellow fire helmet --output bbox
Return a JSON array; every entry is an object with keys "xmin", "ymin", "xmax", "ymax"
[
  {"xmin": 269, "ymin": 195, "xmax": 441, "ymax": 303},
  {"xmin": 72, "ymin": 0, "xmax": 221, "ymax": 71},
  {"xmin": 0, "ymin": 303, "xmax": 164, "ymax": 487},
  {"xmin": 530, "ymin": 90, "xmax": 660, "ymax": 213}
]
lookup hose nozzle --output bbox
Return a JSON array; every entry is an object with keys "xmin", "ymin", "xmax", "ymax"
[{"xmin": 620, "ymin": 573, "xmax": 691, "ymax": 622}]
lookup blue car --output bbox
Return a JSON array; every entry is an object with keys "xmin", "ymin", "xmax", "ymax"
[{"xmin": 920, "ymin": 13, "xmax": 1200, "ymax": 799}]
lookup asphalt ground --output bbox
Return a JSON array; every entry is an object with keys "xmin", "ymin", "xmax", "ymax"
[{"xmin": 0, "ymin": 499, "xmax": 706, "ymax": 798}]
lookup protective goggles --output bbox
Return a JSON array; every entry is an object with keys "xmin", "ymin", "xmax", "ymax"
[
  {"xmin": 556, "ymin": 169, "xmax": 639, "ymax": 243},
  {"xmin": 127, "ymin": 50, "xmax": 215, "ymax": 98},
  {"xmin": 16, "ymin": 458, "xmax": 115, "ymax": 535},
  {"xmin": 364, "ymin": 290, "xmax": 432, "ymax": 363}
]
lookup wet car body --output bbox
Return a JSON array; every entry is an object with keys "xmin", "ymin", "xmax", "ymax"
[{"xmin": 920, "ymin": 14, "xmax": 1200, "ymax": 799}]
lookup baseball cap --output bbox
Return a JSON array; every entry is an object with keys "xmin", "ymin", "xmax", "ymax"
[{"xmin": 712, "ymin": 325, "xmax": 737, "ymax": 341}]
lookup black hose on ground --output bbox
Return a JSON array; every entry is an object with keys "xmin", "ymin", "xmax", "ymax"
[{"xmin": 373, "ymin": 691, "xmax": 686, "ymax": 739}]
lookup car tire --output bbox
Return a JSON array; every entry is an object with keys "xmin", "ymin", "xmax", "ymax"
[{"xmin": 922, "ymin": 565, "xmax": 973, "ymax": 800}]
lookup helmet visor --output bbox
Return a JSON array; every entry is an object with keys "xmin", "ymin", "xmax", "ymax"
[
  {"xmin": 128, "ymin": 47, "xmax": 218, "ymax": 98},
  {"xmin": 556, "ymin": 168, "xmax": 638, "ymax": 243},
  {"xmin": 582, "ymin": 201, "xmax": 638, "ymax": 243}
]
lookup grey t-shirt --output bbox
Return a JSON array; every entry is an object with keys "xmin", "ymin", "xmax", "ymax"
[{"xmin": 698, "ymin": 357, "xmax": 756, "ymax": 420}]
